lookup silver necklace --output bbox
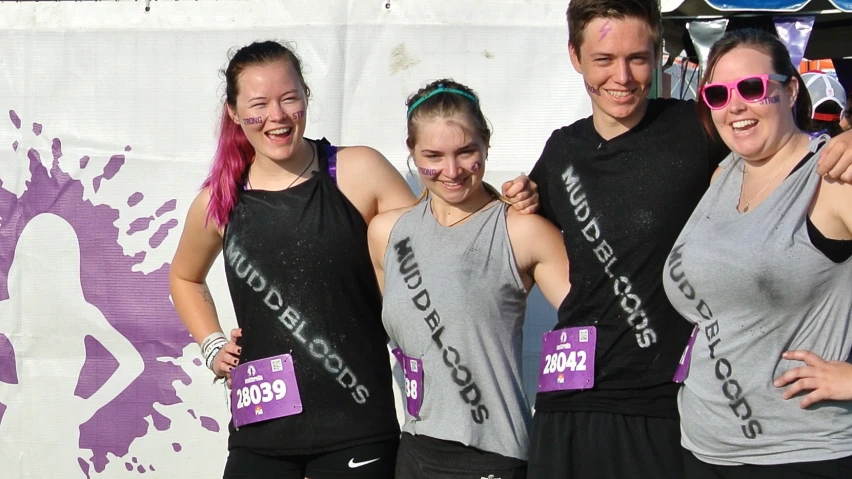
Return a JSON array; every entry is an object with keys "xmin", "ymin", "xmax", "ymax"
[
  {"xmin": 432, "ymin": 195, "xmax": 495, "ymax": 227},
  {"xmin": 246, "ymin": 141, "xmax": 316, "ymax": 191},
  {"xmin": 740, "ymin": 136, "xmax": 801, "ymax": 213}
]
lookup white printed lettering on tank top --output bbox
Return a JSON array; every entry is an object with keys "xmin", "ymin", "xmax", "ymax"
[
  {"xmin": 225, "ymin": 244, "xmax": 370, "ymax": 405},
  {"xmin": 561, "ymin": 165, "xmax": 658, "ymax": 348}
]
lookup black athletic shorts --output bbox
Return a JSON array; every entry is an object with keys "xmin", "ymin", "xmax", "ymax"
[
  {"xmin": 222, "ymin": 437, "xmax": 398, "ymax": 479},
  {"xmin": 528, "ymin": 410, "xmax": 683, "ymax": 479},
  {"xmin": 683, "ymin": 448, "xmax": 852, "ymax": 479},
  {"xmin": 395, "ymin": 432, "xmax": 527, "ymax": 479}
]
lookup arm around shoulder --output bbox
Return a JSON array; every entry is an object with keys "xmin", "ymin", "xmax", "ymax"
[
  {"xmin": 506, "ymin": 209, "xmax": 570, "ymax": 309},
  {"xmin": 335, "ymin": 146, "xmax": 416, "ymax": 224}
]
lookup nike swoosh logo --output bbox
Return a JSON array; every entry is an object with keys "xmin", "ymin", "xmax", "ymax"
[{"xmin": 348, "ymin": 457, "xmax": 381, "ymax": 468}]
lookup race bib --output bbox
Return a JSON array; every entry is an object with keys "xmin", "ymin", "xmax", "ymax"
[
  {"xmin": 537, "ymin": 327, "xmax": 595, "ymax": 392},
  {"xmin": 673, "ymin": 326, "xmax": 699, "ymax": 383},
  {"xmin": 230, "ymin": 354, "xmax": 303, "ymax": 428},
  {"xmin": 391, "ymin": 348, "xmax": 424, "ymax": 418}
]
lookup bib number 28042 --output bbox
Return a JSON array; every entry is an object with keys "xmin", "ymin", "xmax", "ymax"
[
  {"xmin": 537, "ymin": 326, "xmax": 596, "ymax": 392},
  {"xmin": 542, "ymin": 350, "xmax": 587, "ymax": 375}
]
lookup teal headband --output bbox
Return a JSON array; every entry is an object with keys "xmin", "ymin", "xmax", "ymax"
[{"xmin": 406, "ymin": 86, "xmax": 479, "ymax": 119}]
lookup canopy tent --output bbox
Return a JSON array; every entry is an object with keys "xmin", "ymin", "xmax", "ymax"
[
  {"xmin": 662, "ymin": 0, "xmax": 852, "ymax": 60},
  {"xmin": 663, "ymin": 0, "xmax": 852, "ymax": 12}
]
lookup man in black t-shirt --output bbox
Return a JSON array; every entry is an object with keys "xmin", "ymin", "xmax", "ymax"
[{"xmin": 527, "ymin": 1, "xmax": 852, "ymax": 478}]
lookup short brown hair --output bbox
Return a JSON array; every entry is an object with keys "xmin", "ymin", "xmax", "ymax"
[{"xmin": 567, "ymin": 0, "xmax": 662, "ymax": 56}]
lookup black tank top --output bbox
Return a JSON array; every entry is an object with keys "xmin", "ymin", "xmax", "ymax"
[{"xmin": 223, "ymin": 138, "xmax": 399, "ymax": 455}]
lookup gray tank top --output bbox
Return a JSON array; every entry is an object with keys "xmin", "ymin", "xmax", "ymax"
[
  {"xmin": 382, "ymin": 199, "xmax": 531, "ymax": 460},
  {"xmin": 663, "ymin": 135, "xmax": 852, "ymax": 465}
]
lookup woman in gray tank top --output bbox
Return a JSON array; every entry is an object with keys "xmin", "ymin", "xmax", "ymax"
[
  {"xmin": 662, "ymin": 29, "xmax": 852, "ymax": 478},
  {"xmin": 367, "ymin": 79, "xmax": 572, "ymax": 479}
]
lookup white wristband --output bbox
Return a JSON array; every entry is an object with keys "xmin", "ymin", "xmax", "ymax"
[{"xmin": 200, "ymin": 332, "xmax": 228, "ymax": 372}]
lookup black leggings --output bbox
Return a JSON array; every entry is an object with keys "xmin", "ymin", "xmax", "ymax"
[{"xmin": 223, "ymin": 437, "xmax": 399, "ymax": 479}]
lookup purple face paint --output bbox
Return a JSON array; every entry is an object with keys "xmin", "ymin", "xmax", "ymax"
[
  {"xmin": 599, "ymin": 20, "xmax": 612, "ymax": 41},
  {"xmin": 585, "ymin": 82, "xmax": 601, "ymax": 96},
  {"xmin": 292, "ymin": 110, "xmax": 306, "ymax": 120},
  {"xmin": 242, "ymin": 116, "xmax": 263, "ymax": 125},
  {"xmin": 0, "ymin": 112, "xmax": 192, "ymax": 475},
  {"xmin": 470, "ymin": 161, "xmax": 481, "ymax": 172},
  {"xmin": 758, "ymin": 95, "xmax": 781, "ymax": 105},
  {"xmin": 418, "ymin": 167, "xmax": 440, "ymax": 177}
]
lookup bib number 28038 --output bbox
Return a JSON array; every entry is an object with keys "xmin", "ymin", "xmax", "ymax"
[
  {"xmin": 537, "ymin": 326, "xmax": 596, "ymax": 393},
  {"xmin": 392, "ymin": 348, "xmax": 424, "ymax": 418}
]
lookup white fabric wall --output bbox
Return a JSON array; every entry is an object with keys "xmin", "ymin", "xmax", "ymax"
[{"xmin": 0, "ymin": 1, "xmax": 590, "ymax": 477}]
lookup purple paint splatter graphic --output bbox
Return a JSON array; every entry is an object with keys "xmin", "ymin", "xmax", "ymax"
[
  {"xmin": 74, "ymin": 336, "xmax": 119, "ymax": 399},
  {"xmin": 127, "ymin": 192, "xmax": 144, "ymax": 207},
  {"xmin": 155, "ymin": 199, "xmax": 177, "ymax": 217},
  {"xmin": 0, "ymin": 111, "xmax": 194, "ymax": 476},
  {"xmin": 172, "ymin": 442, "xmax": 182, "ymax": 452},
  {"xmin": 78, "ymin": 457, "xmax": 91, "ymax": 479},
  {"xmin": 200, "ymin": 416, "xmax": 220, "ymax": 432},
  {"xmin": 0, "ymin": 334, "xmax": 17, "ymax": 384},
  {"xmin": 9, "ymin": 110, "xmax": 21, "ymax": 129},
  {"xmin": 92, "ymin": 154, "xmax": 125, "ymax": 193},
  {"xmin": 127, "ymin": 216, "xmax": 155, "ymax": 235},
  {"xmin": 150, "ymin": 219, "xmax": 178, "ymax": 248},
  {"xmin": 53, "ymin": 138, "xmax": 63, "ymax": 161}
]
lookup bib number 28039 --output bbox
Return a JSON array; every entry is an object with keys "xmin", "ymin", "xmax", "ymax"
[
  {"xmin": 235, "ymin": 379, "xmax": 288, "ymax": 410},
  {"xmin": 537, "ymin": 326, "xmax": 596, "ymax": 393},
  {"xmin": 230, "ymin": 354, "xmax": 303, "ymax": 428}
]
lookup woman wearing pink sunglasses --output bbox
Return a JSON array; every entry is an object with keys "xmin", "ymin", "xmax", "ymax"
[{"xmin": 662, "ymin": 29, "xmax": 852, "ymax": 478}]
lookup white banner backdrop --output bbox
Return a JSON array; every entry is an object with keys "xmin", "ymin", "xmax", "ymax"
[{"xmin": 0, "ymin": 1, "xmax": 590, "ymax": 477}]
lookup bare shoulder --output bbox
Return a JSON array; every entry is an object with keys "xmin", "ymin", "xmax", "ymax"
[
  {"xmin": 185, "ymin": 187, "xmax": 223, "ymax": 237},
  {"xmin": 336, "ymin": 145, "xmax": 393, "ymax": 169},
  {"xmin": 506, "ymin": 206, "xmax": 560, "ymax": 239},
  {"xmin": 819, "ymin": 175, "xmax": 852, "ymax": 212},
  {"xmin": 368, "ymin": 204, "xmax": 416, "ymax": 242}
]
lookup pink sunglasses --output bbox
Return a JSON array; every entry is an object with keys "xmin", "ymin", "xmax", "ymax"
[{"xmin": 701, "ymin": 74, "xmax": 789, "ymax": 110}]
